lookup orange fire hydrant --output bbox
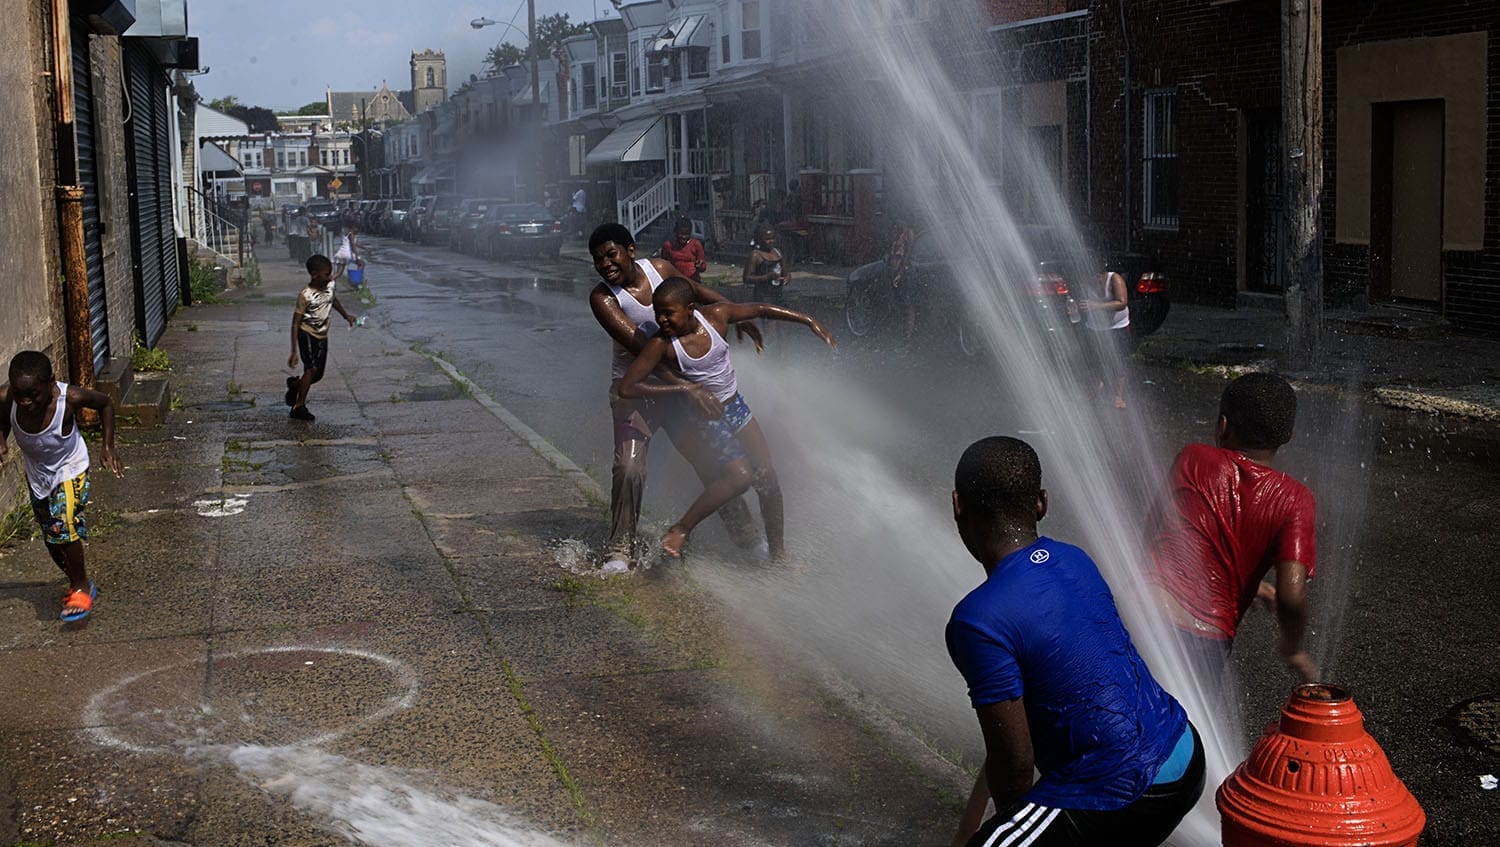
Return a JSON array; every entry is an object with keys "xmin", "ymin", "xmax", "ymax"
[{"xmin": 1217, "ymin": 683, "xmax": 1425, "ymax": 846}]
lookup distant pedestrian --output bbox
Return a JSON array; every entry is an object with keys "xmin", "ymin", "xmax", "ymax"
[
  {"xmin": 0, "ymin": 350, "xmax": 124, "ymax": 622},
  {"xmin": 742, "ymin": 225, "xmax": 789, "ymax": 339},
  {"xmin": 1148, "ymin": 372, "xmax": 1319, "ymax": 684},
  {"xmin": 1080, "ymin": 268, "xmax": 1132, "ymax": 409},
  {"xmin": 571, "ymin": 187, "xmax": 587, "ymax": 237},
  {"xmin": 660, "ymin": 217, "xmax": 707, "ymax": 283},
  {"xmin": 286, "ymin": 254, "xmax": 358, "ymax": 422},
  {"xmin": 261, "ymin": 210, "xmax": 276, "ymax": 244},
  {"xmin": 334, "ymin": 225, "xmax": 365, "ymax": 286}
]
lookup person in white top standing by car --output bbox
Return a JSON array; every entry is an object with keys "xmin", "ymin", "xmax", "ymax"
[{"xmin": 1080, "ymin": 268, "xmax": 1132, "ymax": 409}]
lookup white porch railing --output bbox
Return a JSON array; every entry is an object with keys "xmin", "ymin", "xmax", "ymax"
[
  {"xmin": 618, "ymin": 174, "xmax": 676, "ymax": 238},
  {"xmin": 187, "ymin": 186, "xmax": 247, "ymax": 271}
]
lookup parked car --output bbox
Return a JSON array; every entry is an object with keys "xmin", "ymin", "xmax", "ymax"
[
  {"xmin": 450, "ymin": 198, "xmax": 505, "ymax": 254},
  {"xmin": 383, "ymin": 199, "xmax": 414, "ymax": 236},
  {"xmin": 474, "ymin": 203, "xmax": 564, "ymax": 259},
  {"xmin": 843, "ymin": 224, "xmax": 1169, "ymax": 356},
  {"xmin": 305, "ymin": 201, "xmax": 340, "ymax": 229},
  {"xmin": 420, "ymin": 194, "xmax": 464, "ymax": 245},
  {"xmin": 403, "ymin": 197, "xmax": 434, "ymax": 242}
]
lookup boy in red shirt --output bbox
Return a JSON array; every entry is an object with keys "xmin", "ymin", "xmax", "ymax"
[
  {"xmin": 659, "ymin": 217, "xmax": 706, "ymax": 283},
  {"xmin": 1150, "ymin": 373, "xmax": 1319, "ymax": 683}
]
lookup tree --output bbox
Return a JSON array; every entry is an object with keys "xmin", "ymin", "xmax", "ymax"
[
  {"xmin": 483, "ymin": 13, "xmax": 589, "ymax": 77},
  {"xmin": 295, "ymin": 100, "xmax": 328, "ymax": 116},
  {"xmin": 207, "ymin": 95, "xmax": 244, "ymax": 113}
]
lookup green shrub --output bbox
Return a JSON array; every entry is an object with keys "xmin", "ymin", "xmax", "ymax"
[
  {"xmin": 130, "ymin": 332, "xmax": 170, "ymax": 372},
  {"xmin": 188, "ymin": 257, "xmax": 223, "ymax": 304},
  {"xmin": 244, "ymin": 260, "xmax": 262, "ymax": 288}
]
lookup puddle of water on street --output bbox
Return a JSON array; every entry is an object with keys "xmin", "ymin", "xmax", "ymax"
[{"xmin": 221, "ymin": 744, "xmax": 574, "ymax": 847}]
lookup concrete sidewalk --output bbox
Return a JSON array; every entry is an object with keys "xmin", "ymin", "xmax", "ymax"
[
  {"xmin": 0, "ymin": 257, "xmax": 961, "ymax": 845},
  {"xmin": 561, "ymin": 240, "xmax": 1500, "ymax": 421}
]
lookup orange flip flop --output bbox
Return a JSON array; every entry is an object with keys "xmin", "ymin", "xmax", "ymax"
[{"xmin": 61, "ymin": 582, "xmax": 96, "ymax": 622}]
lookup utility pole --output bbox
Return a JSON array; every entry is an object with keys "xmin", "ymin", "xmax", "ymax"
[
  {"xmin": 529, "ymin": 0, "xmax": 541, "ymax": 202},
  {"xmin": 1281, "ymin": 0, "xmax": 1323, "ymax": 367}
]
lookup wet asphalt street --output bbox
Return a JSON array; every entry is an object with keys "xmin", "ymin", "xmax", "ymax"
[{"xmin": 359, "ymin": 235, "xmax": 1500, "ymax": 844}]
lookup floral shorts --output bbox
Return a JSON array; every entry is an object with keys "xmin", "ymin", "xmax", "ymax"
[
  {"xmin": 30, "ymin": 471, "xmax": 90, "ymax": 545},
  {"xmin": 697, "ymin": 393, "xmax": 754, "ymax": 467}
]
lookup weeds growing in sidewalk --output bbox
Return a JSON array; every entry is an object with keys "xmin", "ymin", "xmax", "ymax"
[
  {"xmin": 130, "ymin": 333, "xmax": 170, "ymax": 372},
  {"xmin": 188, "ymin": 256, "xmax": 223, "ymax": 304},
  {"xmin": 0, "ymin": 501, "xmax": 34, "ymax": 547},
  {"xmin": 244, "ymin": 260, "xmax": 262, "ymax": 288}
]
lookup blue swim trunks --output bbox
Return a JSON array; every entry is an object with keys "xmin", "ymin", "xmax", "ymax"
[{"xmin": 697, "ymin": 393, "xmax": 753, "ymax": 466}]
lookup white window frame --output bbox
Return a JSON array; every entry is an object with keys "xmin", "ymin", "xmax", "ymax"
[
  {"xmin": 741, "ymin": 0, "xmax": 762, "ymax": 61},
  {"xmin": 611, "ymin": 51, "xmax": 629, "ymax": 99},
  {"xmin": 1142, "ymin": 88, "xmax": 1179, "ymax": 231},
  {"xmin": 646, "ymin": 44, "xmax": 665, "ymax": 93}
]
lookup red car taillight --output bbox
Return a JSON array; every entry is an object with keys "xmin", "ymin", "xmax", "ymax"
[
  {"xmin": 497, "ymin": 224, "xmax": 513, "ymax": 234},
  {"xmin": 1036, "ymin": 272, "xmax": 1069, "ymax": 297},
  {"xmin": 550, "ymin": 221, "xmax": 562, "ymax": 233},
  {"xmin": 1136, "ymin": 272, "xmax": 1166, "ymax": 294}
]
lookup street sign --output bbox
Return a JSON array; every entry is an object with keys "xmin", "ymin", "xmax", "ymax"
[{"xmin": 329, "ymin": 177, "xmax": 343, "ymax": 190}]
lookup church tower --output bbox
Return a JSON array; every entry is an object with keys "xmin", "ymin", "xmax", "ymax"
[{"xmin": 410, "ymin": 49, "xmax": 448, "ymax": 114}]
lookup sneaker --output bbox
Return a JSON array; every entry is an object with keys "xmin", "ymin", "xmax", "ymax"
[
  {"xmin": 602, "ymin": 559, "xmax": 629, "ymax": 575},
  {"xmin": 289, "ymin": 406, "xmax": 316, "ymax": 421},
  {"xmin": 284, "ymin": 376, "xmax": 298, "ymax": 407}
]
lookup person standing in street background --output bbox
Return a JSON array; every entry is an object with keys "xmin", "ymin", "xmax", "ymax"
[
  {"xmin": 743, "ymin": 226, "xmax": 789, "ymax": 339},
  {"xmin": 286, "ymin": 254, "xmax": 358, "ymax": 422},
  {"xmin": 660, "ymin": 217, "xmax": 707, "ymax": 283},
  {"xmin": 571, "ymin": 186, "xmax": 587, "ymax": 237},
  {"xmin": 945, "ymin": 436, "xmax": 1203, "ymax": 847},
  {"xmin": 1079, "ymin": 267, "xmax": 1132, "ymax": 409},
  {"xmin": 0, "ymin": 350, "xmax": 124, "ymax": 622},
  {"xmin": 334, "ymin": 224, "xmax": 365, "ymax": 286},
  {"xmin": 1148, "ymin": 372, "xmax": 1319, "ymax": 685}
]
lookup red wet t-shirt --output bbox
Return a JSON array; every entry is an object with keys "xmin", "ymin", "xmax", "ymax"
[
  {"xmin": 1150, "ymin": 443, "xmax": 1317, "ymax": 640},
  {"xmin": 660, "ymin": 238, "xmax": 705, "ymax": 279}
]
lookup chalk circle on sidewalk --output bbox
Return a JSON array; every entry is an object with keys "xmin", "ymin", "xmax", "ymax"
[{"xmin": 84, "ymin": 646, "xmax": 419, "ymax": 754}]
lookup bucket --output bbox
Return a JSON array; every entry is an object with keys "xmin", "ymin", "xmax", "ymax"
[{"xmin": 347, "ymin": 267, "xmax": 365, "ymax": 286}]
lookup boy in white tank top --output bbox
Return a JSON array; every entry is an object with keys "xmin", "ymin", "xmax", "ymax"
[
  {"xmin": 619, "ymin": 277, "xmax": 835, "ymax": 560},
  {"xmin": 0, "ymin": 351, "xmax": 124, "ymax": 622}
]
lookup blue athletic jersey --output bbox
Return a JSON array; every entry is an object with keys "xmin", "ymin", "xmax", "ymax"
[{"xmin": 945, "ymin": 537, "xmax": 1187, "ymax": 811}]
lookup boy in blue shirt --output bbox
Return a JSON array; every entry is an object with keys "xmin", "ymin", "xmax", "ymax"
[{"xmin": 945, "ymin": 436, "xmax": 1203, "ymax": 846}]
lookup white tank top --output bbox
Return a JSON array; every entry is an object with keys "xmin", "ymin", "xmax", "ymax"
[
  {"xmin": 10, "ymin": 381, "xmax": 91, "ymax": 499},
  {"xmin": 671, "ymin": 311, "xmax": 738, "ymax": 402},
  {"xmin": 1086, "ymin": 271, "xmax": 1131, "ymax": 331},
  {"xmin": 609, "ymin": 259, "xmax": 666, "ymax": 379}
]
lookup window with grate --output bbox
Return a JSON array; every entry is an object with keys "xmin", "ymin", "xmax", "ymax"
[{"xmin": 1142, "ymin": 88, "xmax": 1179, "ymax": 230}]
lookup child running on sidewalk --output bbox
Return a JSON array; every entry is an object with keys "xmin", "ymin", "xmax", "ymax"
[
  {"xmin": 618, "ymin": 277, "xmax": 835, "ymax": 560},
  {"xmin": 0, "ymin": 351, "xmax": 124, "ymax": 622},
  {"xmin": 286, "ymin": 254, "xmax": 358, "ymax": 422}
]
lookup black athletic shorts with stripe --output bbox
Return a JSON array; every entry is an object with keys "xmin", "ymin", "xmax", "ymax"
[{"xmin": 966, "ymin": 722, "xmax": 1205, "ymax": 847}]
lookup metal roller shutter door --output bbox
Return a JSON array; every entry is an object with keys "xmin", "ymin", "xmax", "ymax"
[
  {"xmin": 125, "ymin": 44, "xmax": 166, "ymax": 345},
  {"xmin": 71, "ymin": 26, "xmax": 110, "ymax": 371},
  {"xmin": 152, "ymin": 75, "xmax": 179, "ymax": 315}
]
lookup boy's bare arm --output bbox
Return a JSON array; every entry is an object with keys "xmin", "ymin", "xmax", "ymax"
[
  {"xmin": 331, "ymin": 296, "xmax": 357, "ymax": 326},
  {"xmin": 619, "ymin": 338, "xmax": 721, "ymax": 417},
  {"xmin": 1273, "ymin": 560, "xmax": 1317, "ymax": 682},
  {"xmin": 67, "ymin": 384, "xmax": 123, "ymax": 477},
  {"xmin": 289, "ymin": 297, "xmax": 307, "ymax": 367},
  {"xmin": 589, "ymin": 285, "xmax": 654, "ymax": 354},
  {"xmin": 0, "ymin": 385, "xmax": 10, "ymax": 460},
  {"xmin": 717, "ymin": 302, "xmax": 835, "ymax": 349}
]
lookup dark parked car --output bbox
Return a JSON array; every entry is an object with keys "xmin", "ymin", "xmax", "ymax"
[
  {"xmin": 402, "ymin": 197, "xmax": 433, "ymax": 241},
  {"xmin": 305, "ymin": 201, "xmax": 340, "ymax": 229},
  {"xmin": 420, "ymin": 194, "xmax": 464, "ymax": 245},
  {"xmin": 843, "ymin": 225, "xmax": 1169, "ymax": 356},
  {"xmin": 474, "ymin": 204, "xmax": 564, "ymax": 259},
  {"xmin": 450, "ymin": 198, "xmax": 505, "ymax": 254}
]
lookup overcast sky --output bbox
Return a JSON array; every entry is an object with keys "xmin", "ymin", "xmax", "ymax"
[{"xmin": 192, "ymin": 0, "xmax": 609, "ymax": 111}]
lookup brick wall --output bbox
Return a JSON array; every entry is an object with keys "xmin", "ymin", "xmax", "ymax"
[{"xmin": 1087, "ymin": 0, "xmax": 1280, "ymax": 308}]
